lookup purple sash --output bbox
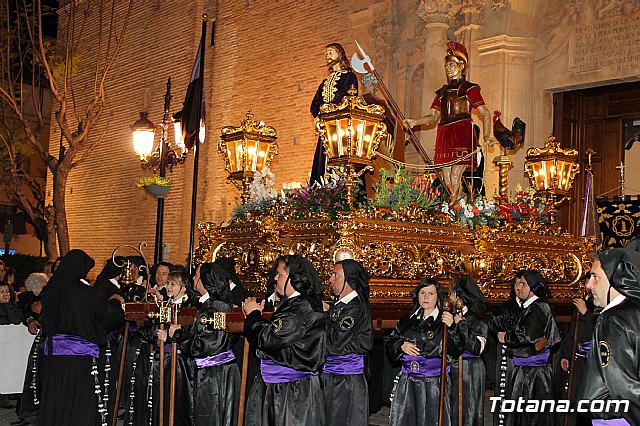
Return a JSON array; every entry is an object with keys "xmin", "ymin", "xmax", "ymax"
[
  {"xmin": 260, "ymin": 359, "xmax": 318, "ymax": 384},
  {"xmin": 462, "ymin": 350, "xmax": 480, "ymax": 359},
  {"xmin": 195, "ymin": 349, "xmax": 236, "ymax": 369},
  {"xmin": 324, "ymin": 354, "xmax": 364, "ymax": 375},
  {"xmin": 44, "ymin": 334, "xmax": 99, "ymax": 358},
  {"xmin": 513, "ymin": 348, "xmax": 550, "ymax": 366},
  {"xmin": 401, "ymin": 355, "xmax": 449, "ymax": 377},
  {"xmin": 163, "ymin": 343, "xmax": 181, "ymax": 355},
  {"xmin": 576, "ymin": 341, "xmax": 591, "ymax": 359},
  {"xmin": 592, "ymin": 419, "xmax": 631, "ymax": 425}
]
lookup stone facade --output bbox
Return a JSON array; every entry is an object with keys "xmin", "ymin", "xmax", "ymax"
[{"xmin": 51, "ymin": 0, "xmax": 640, "ymax": 268}]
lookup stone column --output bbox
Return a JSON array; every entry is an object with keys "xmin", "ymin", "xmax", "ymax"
[
  {"xmin": 476, "ymin": 35, "xmax": 535, "ymax": 196},
  {"xmin": 416, "ymin": 0, "xmax": 462, "ymax": 162}
]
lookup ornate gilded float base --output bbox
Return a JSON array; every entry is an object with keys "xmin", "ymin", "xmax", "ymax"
[{"xmin": 194, "ymin": 213, "xmax": 594, "ymax": 307}]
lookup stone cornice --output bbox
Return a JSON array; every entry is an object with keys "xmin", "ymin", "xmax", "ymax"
[{"xmin": 476, "ymin": 35, "xmax": 536, "ymax": 54}]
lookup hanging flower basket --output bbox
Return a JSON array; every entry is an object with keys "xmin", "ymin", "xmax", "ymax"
[
  {"xmin": 143, "ymin": 184, "xmax": 171, "ymax": 198},
  {"xmin": 136, "ymin": 175, "xmax": 172, "ymax": 198}
]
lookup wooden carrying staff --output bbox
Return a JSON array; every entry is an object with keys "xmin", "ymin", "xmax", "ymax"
[
  {"xmin": 119, "ymin": 303, "xmax": 197, "ymax": 426},
  {"xmin": 439, "ymin": 299, "xmax": 452, "ymax": 426}
]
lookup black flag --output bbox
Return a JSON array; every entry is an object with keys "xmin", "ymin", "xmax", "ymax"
[{"xmin": 181, "ymin": 19, "xmax": 206, "ymax": 150}]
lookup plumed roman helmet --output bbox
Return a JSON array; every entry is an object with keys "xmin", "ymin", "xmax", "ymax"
[
  {"xmin": 336, "ymin": 259, "xmax": 370, "ymax": 304},
  {"xmin": 445, "ymin": 40, "xmax": 468, "ymax": 77}
]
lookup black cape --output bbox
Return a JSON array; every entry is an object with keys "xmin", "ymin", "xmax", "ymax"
[
  {"xmin": 39, "ymin": 250, "xmax": 124, "ymax": 426},
  {"xmin": 501, "ymin": 297, "xmax": 561, "ymax": 426},
  {"xmin": 322, "ymin": 293, "xmax": 372, "ymax": 426},
  {"xmin": 385, "ymin": 311, "xmax": 463, "ymax": 426},
  {"xmin": 244, "ymin": 295, "xmax": 326, "ymax": 426}
]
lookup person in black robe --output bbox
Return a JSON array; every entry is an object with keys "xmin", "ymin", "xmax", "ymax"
[
  {"xmin": 38, "ymin": 249, "xmax": 125, "ymax": 426},
  {"xmin": 557, "ymin": 290, "xmax": 594, "ymax": 426},
  {"xmin": 310, "ymin": 43, "xmax": 359, "ymax": 185},
  {"xmin": 385, "ymin": 278, "xmax": 463, "ymax": 426},
  {"xmin": 243, "ymin": 255, "xmax": 326, "ymax": 426},
  {"xmin": 213, "ymin": 257, "xmax": 251, "ymax": 308},
  {"xmin": 322, "ymin": 259, "xmax": 373, "ymax": 426},
  {"xmin": 577, "ymin": 246, "xmax": 640, "ymax": 424},
  {"xmin": 16, "ymin": 273, "xmax": 49, "ymax": 425},
  {"xmin": 492, "ymin": 270, "xmax": 560, "ymax": 426},
  {"xmin": 448, "ymin": 277, "xmax": 488, "ymax": 426},
  {"xmin": 171, "ymin": 263, "xmax": 240, "ymax": 426},
  {"xmin": 151, "ymin": 271, "xmax": 196, "ymax": 426},
  {"xmin": 490, "ymin": 277, "xmax": 520, "ymax": 426}
]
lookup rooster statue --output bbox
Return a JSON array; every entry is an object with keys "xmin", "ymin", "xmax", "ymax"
[{"xmin": 492, "ymin": 111, "xmax": 525, "ymax": 154}]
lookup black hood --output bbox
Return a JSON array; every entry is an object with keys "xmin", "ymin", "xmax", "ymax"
[
  {"xmin": 453, "ymin": 277, "xmax": 487, "ymax": 316},
  {"xmin": 597, "ymin": 247, "xmax": 640, "ymax": 304},
  {"xmin": 282, "ymin": 255, "xmax": 323, "ymax": 297},
  {"xmin": 214, "ymin": 257, "xmax": 242, "ymax": 289},
  {"xmin": 520, "ymin": 270, "xmax": 550, "ymax": 300},
  {"xmin": 337, "ymin": 259, "xmax": 370, "ymax": 304},
  {"xmin": 199, "ymin": 263, "xmax": 233, "ymax": 305}
]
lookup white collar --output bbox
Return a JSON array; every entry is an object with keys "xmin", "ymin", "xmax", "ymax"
[
  {"xmin": 172, "ymin": 294, "xmax": 188, "ymax": 305},
  {"xmin": 80, "ymin": 278, "xmax": 90, "ymax": 286},
  {"xmin": 109, "ymin": 278, "xmax": 121, "ymax": 289},
  {"xmin": 229, "ymin": 280, "xmax": 237, "ymax": 291},
  {"xmin": 287, "ymin": 291, "xmax": 301, "ymax": 299},
  {"xmin": 336, "ymin": 290, "xmax": 358, "ymax": 305},
  {"xmin": 412, "ymin": 306, "xmax": 439, "ymax": 320},
  {"xmin": 461, "ymin": 306, "xmax": 468, "ymax": 315},
  {"xmin": 601, "ymin": 294, "xmax": 626, "ymax": 313},
  {"xmin": 135, "ymin": 276, "xmax": 144, "ymax": 286},
  {"xmin": 199, "ymin": 293, "xmax": 210, "ymax": 303},
  {"xmin": 521, "ymin": 294, "xmax": 539, "ymax": 308}
]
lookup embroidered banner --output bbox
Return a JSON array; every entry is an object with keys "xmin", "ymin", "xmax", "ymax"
[{"xmin": 596, "ymin": 197, "xmax": 640, "ymax": 249}]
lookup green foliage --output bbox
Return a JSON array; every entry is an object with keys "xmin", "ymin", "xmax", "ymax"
[
  {"xmin": 136, "ymin": 175, "xmax": 172, "ymax": 187},
  {"xmin": 373, "ymin": 166, "xmax": 443, "ymax": 212}
]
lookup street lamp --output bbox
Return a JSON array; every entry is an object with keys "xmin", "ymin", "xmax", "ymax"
[{"xmin": 131, "ymin": 77, "xmax": 188, "ymax": 265}]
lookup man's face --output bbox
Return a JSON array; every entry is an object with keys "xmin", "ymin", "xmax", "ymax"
[
  {"xmin": 275, "ymin": 262, "xmax": 289, "ymax": 297},
  {"xmin": 514, "ymin": 276, "xmax": 532, "ymax": 302},
  {"xmin": 586, "ymin": 260, "xmax": 610, "ymax": 308},
  {"xmin": 329, "ymin": 264, "xmax": 346, "ymax": 297},
  {"xmin": 325, "ymin": 47, "xmax": 340, "ymax": 65},
  {"xmin": 445, "ymin": 60, "xmax": 462, "ymax": 80},
  {"xmin": 155, "ymin": 265, "xmax": 170, "ymax": 287},
  {"xmin": 0, "ymin": 264, "xmax": 5, "ymax": 282},
  {"xmin": 0, "ymin": 285, "xmax": 10, "ymax": 303}
]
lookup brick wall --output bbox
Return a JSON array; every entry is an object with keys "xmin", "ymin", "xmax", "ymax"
[{"xmin": 51, "ymin": 0, "xmax": 354, "ymax": 271}]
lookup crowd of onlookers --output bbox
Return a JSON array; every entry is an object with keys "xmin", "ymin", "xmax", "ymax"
[{"xmin": 0, "ymin": 258, "xmax": 56, "ymax": 424}]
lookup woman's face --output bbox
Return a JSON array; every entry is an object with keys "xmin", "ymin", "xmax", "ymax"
[
  {"xmin": 0, "ymin": 286, "xmax": 10, "ymax": 303},
  {"xmin": 418, "ymin": 284, "xmax": 438, "ymax": 312},
  {"xmin": 166, "ymin": 279, "xmax": 185, "ymax": 299}
]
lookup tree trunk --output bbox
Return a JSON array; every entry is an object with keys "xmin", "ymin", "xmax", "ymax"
[
  {"xmin": 53, "ymin": 165, "xmax": 71, "ymax": 256},
  {"xmin": 45, "ymin": 206, "xmax": 59, "ymax": 260}
]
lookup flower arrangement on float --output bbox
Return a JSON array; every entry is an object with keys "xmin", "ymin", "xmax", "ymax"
[{"xmin": 229, "ymin": 166, "xmax": 550, "ymax": 230}]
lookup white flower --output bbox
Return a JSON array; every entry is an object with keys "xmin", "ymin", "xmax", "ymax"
[{"xmin": 463, "ymin": 204, "xmax": 474, "ymax": 218}]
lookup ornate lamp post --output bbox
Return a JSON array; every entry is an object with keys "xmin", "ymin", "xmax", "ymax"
[
  {"xmin": 315, "ymin": 87, "xmax": 388, "ymax": 204},
  {"xmin": 524, "ymin": 135, "xmax": 580, "ymax": 225},
  {"xmin": 131, "ymin": 77, "xmax": 189, "ymax": 264},
  {"xmin": 218, "ymin": 111, "xmax": 279, "ymax": 204}
]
